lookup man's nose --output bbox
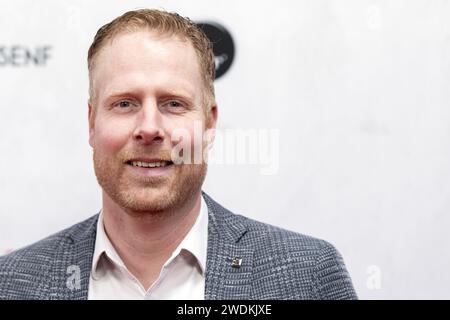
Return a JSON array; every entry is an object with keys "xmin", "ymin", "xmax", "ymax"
[{"xmin": 133, "ymin": 102, "xmax": 165, "ymax": 145}]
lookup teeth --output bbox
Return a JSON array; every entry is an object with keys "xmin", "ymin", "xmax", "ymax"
[{"xmin": 131, "ymin": 161, "xmax": 167, "ymax": 168}]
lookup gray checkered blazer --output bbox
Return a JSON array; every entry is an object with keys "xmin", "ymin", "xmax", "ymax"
[{"xmin": 0, "ymin": 192, "xmax": 357, "ymax": 299}]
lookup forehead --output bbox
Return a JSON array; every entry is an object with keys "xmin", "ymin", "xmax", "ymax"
[{"xmin": 91, "ymin": 30, "xmax": 203, "ymax": 100}]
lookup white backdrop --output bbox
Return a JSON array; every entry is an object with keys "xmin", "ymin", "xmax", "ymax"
[{"xmin": 1, "ymin": 0, "xmax": 449, "ymax": 299}]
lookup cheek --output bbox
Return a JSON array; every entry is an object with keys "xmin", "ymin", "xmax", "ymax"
[
  {"xmin": 94, "ymin": 120, "xmax": 131, "ymax": 153},
  {"xmin": 167, "ymin": 117, "xmax": 205, "ymax": 150}
]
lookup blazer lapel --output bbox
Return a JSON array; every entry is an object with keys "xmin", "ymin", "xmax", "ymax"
[
  {"xmin": 203, "ymin": 193, "xmax": 254, "ymax": 300},
  {"xmin": 48, "ymin": 215, "xmax": 98, "ymax": 300}
]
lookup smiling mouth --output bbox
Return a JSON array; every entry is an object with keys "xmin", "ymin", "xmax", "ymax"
[{"xmin": 125, "ymin": 160, "xmax": 174, "ymax": 168}]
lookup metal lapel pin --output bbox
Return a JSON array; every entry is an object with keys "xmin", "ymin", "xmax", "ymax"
[{"xmin": 231, "ymin": 257, "xmax": 243, "ymax": 268}]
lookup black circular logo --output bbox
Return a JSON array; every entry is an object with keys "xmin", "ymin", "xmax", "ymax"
[{"xmin": 196, "ymin": 22, "xmax": 235, "ymax": 80}]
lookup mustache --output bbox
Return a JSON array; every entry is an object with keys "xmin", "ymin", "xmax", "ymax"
[{"xmin": 118, "ymin": 149, "xmax": 174, "ymax": 162}]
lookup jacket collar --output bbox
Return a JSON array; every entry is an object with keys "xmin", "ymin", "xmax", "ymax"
[
  {"xmin": 50, "ymin": 214, "xmax": 98, "ymax": 300},
  {"xmin": 202, "ymin": 192, "xmax": 254, "ymax": 300},
  {"xmin": 50, "ymin": 191, "xmax": 253, "ymax": 300}
]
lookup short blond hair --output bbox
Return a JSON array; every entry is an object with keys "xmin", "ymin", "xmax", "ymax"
[{"xmin": 87, "ymin": 9, "xmax": 216, "ymax": 110}]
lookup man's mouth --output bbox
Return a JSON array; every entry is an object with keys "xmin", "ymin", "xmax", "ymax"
[{"xmin": 125, "ymin": 160, "xmax": 174, "ymax": 168}]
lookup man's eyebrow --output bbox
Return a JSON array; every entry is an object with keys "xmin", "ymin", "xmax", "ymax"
[
  {"xmin": 162, "ymin": 89, "xmax": 195, "ymax": 101},
  {"xmin": 103, "ymin": 89, "xmax": 196, "ymax": 101},
  {"xmin": 103, "ymin": 91, "xmax": 140, "ymax": 101}
]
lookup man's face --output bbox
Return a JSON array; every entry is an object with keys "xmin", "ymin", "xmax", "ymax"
[{"xmin": 88, "ymin": 31, "xmax": 217, "ymax": 213}]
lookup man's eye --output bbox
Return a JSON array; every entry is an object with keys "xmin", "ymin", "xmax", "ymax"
[
  {"xmin": 167, "ymin": 101, "xmax": 182, "ymax": 108},
  {"xmin": 162, "ymin": 99, "xmax": 187, "ymax": 109},
  {"xmin": 117, "ymin": 101, "xmax": 132, "ymax": 108}
]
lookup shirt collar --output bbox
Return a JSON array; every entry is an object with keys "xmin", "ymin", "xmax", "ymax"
[{"xmin": 91, "ymin": 194, "xmax": 208, "ymax": 280}]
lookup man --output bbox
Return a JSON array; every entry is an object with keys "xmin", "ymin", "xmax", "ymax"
[{"xmin": 0, "ymin": 9, "xmax": 357, "ymax": 300}]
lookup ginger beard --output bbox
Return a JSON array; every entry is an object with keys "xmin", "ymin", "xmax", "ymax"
[{"xmin": 93, "ymin": 144, "xmax": 208, "ymax": 214}]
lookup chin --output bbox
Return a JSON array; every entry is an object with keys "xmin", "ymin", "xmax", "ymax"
[{"xmin": 118, "ymin": 188, "xmax": 178, "ymax": 213}]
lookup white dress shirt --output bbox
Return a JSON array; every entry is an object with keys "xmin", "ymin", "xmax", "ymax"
[{"xmin": 88, "ymin": 196, "xmax": 208, "ymax": 300}]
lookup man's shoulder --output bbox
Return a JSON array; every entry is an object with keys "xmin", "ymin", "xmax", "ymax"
[
  {"xmin": 0, "ymin": 214, "xmax": 98, "ymax": 264},
  {"xmin": 235, "ymin": 212, "xmax": 339, "ymax": 257},
  {"xmin": 204, "ymin": 192, "xmax": 327, "ymax": 248},
  {"xmin": 205, "ymin": 195, "xmax": 357, "ymax": 299},
  {"xmin": 238, "ymin": 215, "xmax": 356, "ymax": 299},
  {"xmin": 0, "ymin": 214, "xmax": 98, "ymax": 299}
]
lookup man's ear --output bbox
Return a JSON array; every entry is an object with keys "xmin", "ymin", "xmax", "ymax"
[
  {"xmin": 206, "ymin": 105, "xmax": 218, "ymax": 130},
  {"xmin": 205, "ymin": 105, "xmax": 218, "ymax": 150},
  {"xmin": 88, "ymin": 99, "xmax": 95, "ymax": 148}
]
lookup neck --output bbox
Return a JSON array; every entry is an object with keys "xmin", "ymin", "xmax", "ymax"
[{"xmin": 101, "ymin": 190, "xmax": 202, "ymax": 289}]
